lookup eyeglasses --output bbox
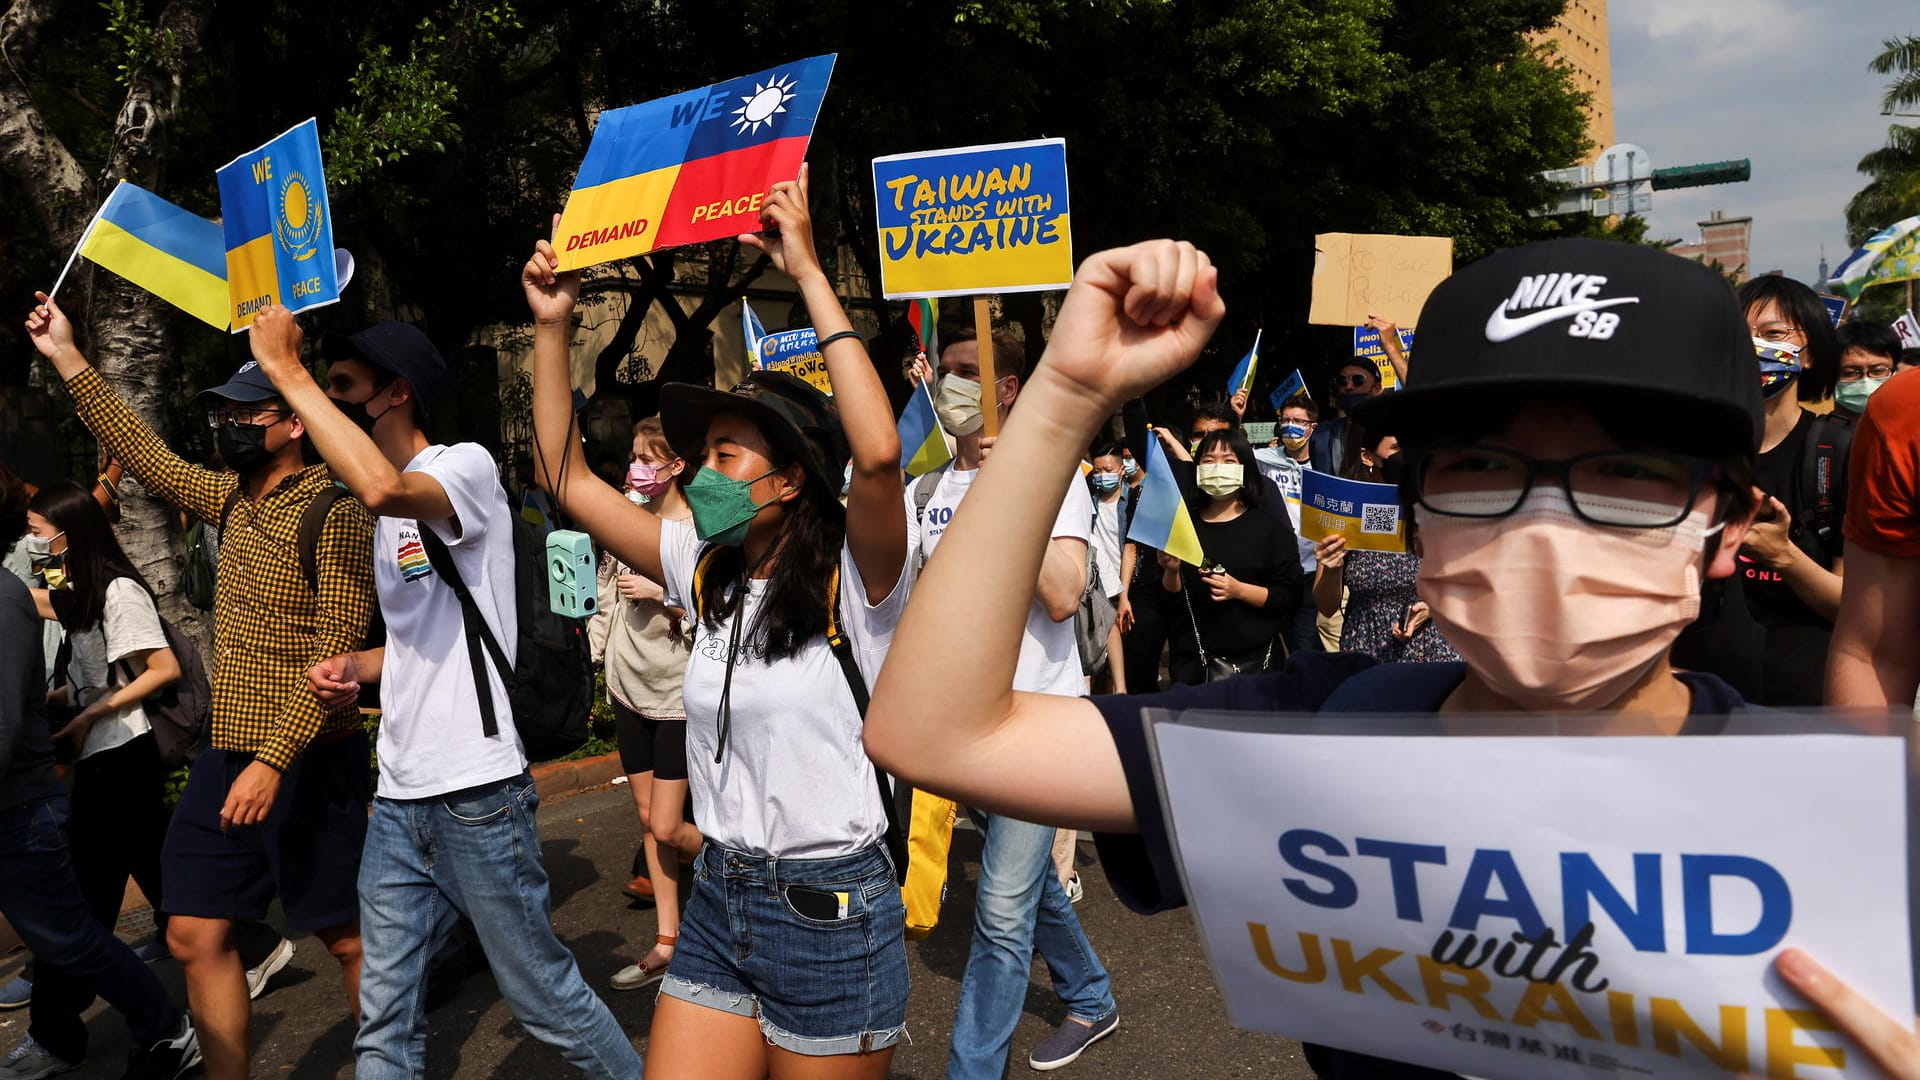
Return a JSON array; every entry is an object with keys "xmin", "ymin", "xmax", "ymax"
[
  {"xmin": 205, "ymin": 406, "xmax": 290, "ymax": 429},
  {"xmin": 1336, "ymin": 374, "xmax": 1375, "ymax": 389},
  {"xmin": 1750, "ymin": 324, "xmax": 1805, "ymax": 344},
  {"xmin": 1412, "ymin": 446, "xmax": 1716, "ymax": 528},
  {"xmin": 1839, "ymin": 366, "xmax": 1895, "ymax": 382}
]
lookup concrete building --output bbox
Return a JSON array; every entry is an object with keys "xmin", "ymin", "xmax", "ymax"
[
  {"xmin": 1536, "ymin": 0, "xmax": 1614, "ymax": 160},
  {"xmin": 1669, "ymin": 210, "xmax": 1753, "ymax": 283}
]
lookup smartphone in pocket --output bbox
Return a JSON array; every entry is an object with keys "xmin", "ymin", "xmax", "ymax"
[{"xmin": 787, "ymin": 885, "xmax": 851, "ymax": 922}]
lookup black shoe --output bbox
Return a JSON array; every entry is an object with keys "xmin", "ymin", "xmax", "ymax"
[{"xmin": 121, "ymin": 1016, "xmax": 199, "ymax": 1080}]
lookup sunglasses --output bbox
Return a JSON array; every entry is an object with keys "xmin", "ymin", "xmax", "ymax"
[{"xmin": 1336, "ymin": 374, "xmax": 1375, "ymax": 389}]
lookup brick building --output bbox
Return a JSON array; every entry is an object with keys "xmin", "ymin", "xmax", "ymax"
[{"xmin": 1668, "ymin": 210, "xmax": 1753, "ymax": 283}]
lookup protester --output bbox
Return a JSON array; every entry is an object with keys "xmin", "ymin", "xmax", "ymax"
[
  {"xmin": 1086, "ymin": 440, "xmax": 1128, "ymax": 693},
  {"xmin": 1829, "ymin": 367, "xmax": 1920, "ymax": 707},
  {"xmin": 1311, "ymin": 428, "xmax": 1456, "ymax": 664},
  {"xmin": 1364, "ymin": 314, "xmax": 1409, "ymax": 385},
  {"xmin": 15, "ymin": 482, "xmax": 181, "ymax": 1075},
  {"xmin": 27, "ymin": 295, "xmax": 373, "ymax": 1080},
  {"xmin": 1833, "ymin": 319, "xmax": 1901, "ymax": 421},
  {"xmin": 1253, "ymin": 397, "xmax": 1324, "ymax": 654},
  {"xmin": 909, "ymin": 324, "xmax": 1122, "ymax": 1077},
  {"xmin": 600, "ymin": 417, "xmax": 700, "ymax": 993},
  {"xmin": 1308, "ymin": 360, "xmax": 1383, "ymax": 474},
  {"xmin": 1161, "ymin": 427, "xmax": 1302, "ymax": 685},
  {"xmin": 0, "ymin": 462, "xmax": 201, "ymax": 1080},
  {"xmin": 863, "ymin": 235, "xmax": 1829, "ymax": 1080},
  {"xmin": 525, "ymin": 167, "xmax": 913, "ymax": 1076}
]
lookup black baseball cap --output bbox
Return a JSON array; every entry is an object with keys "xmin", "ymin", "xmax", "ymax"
[
  {"xmin": 320, "ymin": 321, "xmax": 447, "ymax": 420},
  {"xmin": 198, "ymin": 360, "xmax": 281, "ymax": 403},
  {"xmin": 661, "ymin": 372, "xmax": 849, "ymax": 504},
  {"xmin": 1353, "ymin": 238, "xmax": 1763, "ymax": 456}
]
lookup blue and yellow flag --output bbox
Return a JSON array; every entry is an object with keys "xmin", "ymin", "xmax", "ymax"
[
  {"xmin": 743, "ymin": 301, "xmax": 767, "ymax": 366},
  {"xmin": 1126, "ymin": 437, "xmax": 1203, "ymax": 566},
  {"xmin": 1226, "ymin": 329, "xmax": 1261, "ymax": 399},
  {"xmin": 1268, "ymin": 369, "xmax": 1306, "ymax": 413},
  {"xmin": 216, "ymin": 118, "xmax": 341, "ymax": 332},
  {"xmin": 897, "ymin": 382, "xmax": 952, "ymax": 476},
  {"xmin": 76, "ymin": 181, "xmax": 230, "ymax": 330}
]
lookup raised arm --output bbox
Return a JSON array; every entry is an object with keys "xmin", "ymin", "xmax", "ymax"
[
  {"xmin": 247, "ymin": 306, "xmax": 455, "ymax": 523},
  {"xmin": 1367, "ymin": 314, "xmax": 1408, "ymax": 385},
  {"xmin": 866, "ymin": 240, "xmax": 1225, "ymax": 832},
  {"xmin": 740, "ymin": 165, "xmax": 905, "ymax": 602},
  {"xmin": 27, "ymin": 294, "xmax": 234, "ymax": 523},
  {"xmin": 1826, "ymin": 545, "xmax": 1920, "ymax": 706},
  {"xmin": 521, "ymin": 224, "xmax": 665, "ymax": 583}
]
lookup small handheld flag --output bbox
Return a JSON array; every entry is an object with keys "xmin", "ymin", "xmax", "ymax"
[
  {"xmin": 59, "ymin": 181, "xmax": 230, "ymax": 330},
  {"xmin": 897, "ymin": 380, "xmax": 953, "ymax": 476},
  {"xmin": 906, "ymin": 297, "xmax": 939, "ymax": 359},
  {"xmin": 1126, "ymin": 437, "xmax": 1204, "ymax": 566},
  {"xmin": 743, "ymin": 301, "xmax": 767, "ymax": 367},
  {"xmin": 1268, "ymin": 369, "xmax": 1306, "ymax": 414},
  {"xmin": 1226, "ymin": 329, "xmax": 1262, "ymax": 400},
  {"xmin": 215, "ymin": 118, "xmax": 343, "ymax": 332}
]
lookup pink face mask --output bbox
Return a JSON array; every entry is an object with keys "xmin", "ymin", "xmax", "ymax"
[
  {"xmin": 1414, "ymin": 489, "xmax": 1722, "ymax": 711},
  {"xmin": 628, "ymin": 460, "xmax": 676, "ymax": 497}
]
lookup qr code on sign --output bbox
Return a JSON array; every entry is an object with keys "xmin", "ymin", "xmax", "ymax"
[{"xmin": 1360, "ymin": 503, "xmax": 1400, "ymax": 535}]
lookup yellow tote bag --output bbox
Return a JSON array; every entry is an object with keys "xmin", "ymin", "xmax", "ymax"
[{"xmin": 902, "ymin": 788, "xmax": 958, "ymax": 940}]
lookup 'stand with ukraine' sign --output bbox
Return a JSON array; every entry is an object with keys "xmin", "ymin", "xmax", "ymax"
[
  {"xmin": 216, "ymin": 118, "xmax": 341, "ymax": 331},
  {"xmin": 871, "ymin": 138, "xmax": 1072, "ymax": 299},
  {"xmin": 758, "ymin": 328, "xmax": 830, "ymax": 394},
  {"xmin": 555, "ymin": 55, "xmax": 836, "ymax": 271}
]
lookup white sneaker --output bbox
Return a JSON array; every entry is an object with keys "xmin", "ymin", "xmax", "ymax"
[
  {"xmin": 0, "ymin": 1035, "xmax": 77, "ymax": 1079},
  {"xmin": 245, "ymin": 937, "xmax": 295, "ymax": 1000},
  {"xmin": 1064, "ymin": 872, "xmax": 1085, "ymax": 905}
]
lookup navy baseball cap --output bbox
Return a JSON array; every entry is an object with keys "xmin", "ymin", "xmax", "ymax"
[
  {"xmin": 198, "ymin": 360, "xmax": 281, "ymax": 403},
  {"xmin": 320, "ymin": 321, "xmax": 447, "ymax": 419},
  {"xmin": 1353, "ymin": 238, "xmax": 1763, "ymax": 456}
]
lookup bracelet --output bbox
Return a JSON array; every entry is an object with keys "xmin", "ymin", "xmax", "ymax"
[{"xmin": 816, "ymin": 329, "xmax": 862, "ymax": 350}]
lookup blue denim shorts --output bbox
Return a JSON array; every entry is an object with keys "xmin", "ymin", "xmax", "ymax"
[{"xmin": 661, "ymin": 842, "xmax": 908, "ymax": 1056}]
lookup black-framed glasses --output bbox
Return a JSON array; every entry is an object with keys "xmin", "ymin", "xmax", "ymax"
[
  {"xmin": 1411, "ymin": 446, "xmax": 1717, "ymax": 529},
  {"xmin": 204, "ymin": 406, "xmax": 289, "ymax": 429},
  {"xmin": 1839, "ymin": 366, "xmax": 1895, "ymax": 382}
]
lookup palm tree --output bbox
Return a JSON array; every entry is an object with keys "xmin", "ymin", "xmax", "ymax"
[
  {"xmin": 1870, "ymin": 35, "xmax": 1920, "ymax": 114},
  {"xmin": 1846, "ymin": 37, "xmax": 1920, "ymax": 246}
]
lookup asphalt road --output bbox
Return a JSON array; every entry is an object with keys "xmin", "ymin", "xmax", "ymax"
[{"xmin": 9, "ymin": 783, "xmax": 1315, "ymax": 1079}]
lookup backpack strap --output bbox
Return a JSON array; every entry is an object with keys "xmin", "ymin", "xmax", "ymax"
[
  {"xmin": 295, "ymin": 484, "xmax": 347, "ymax": 593},
  {"xmin": 217, "ymin": 487, "xmax": 243, "ymax": 534},
  {"xmin": 911, "ymin": 463, "xmax": 950, "ymax": 528},
  {"xmin": 1800, "ymin": 413, "xmax": 1852, "ymax": 560},
  {"xmin": 824, "ymin": 565, "xmax": 909, "ymax": 885},
  {"xmin": 417, "ymin": 526, "xmax": 514, "ymax": 739}
]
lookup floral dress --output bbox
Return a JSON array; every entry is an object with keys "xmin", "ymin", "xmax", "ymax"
[{"xmin": 1337, "ymin": 549, "xmax": 1459, "ymax": 664}]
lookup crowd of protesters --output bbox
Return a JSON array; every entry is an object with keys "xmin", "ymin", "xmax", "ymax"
[{"xmin": 6, "ymin": 171, "xmax": 1920, "ymax": 1080}]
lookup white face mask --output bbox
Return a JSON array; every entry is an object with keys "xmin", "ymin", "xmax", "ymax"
[
  {"xmin": 1416, "ymin": 489, "xmax": 1722, "ymax": 711},
  {"xmin": 934, "ymin": 373, "xmax": 985, "ymax": 437}
]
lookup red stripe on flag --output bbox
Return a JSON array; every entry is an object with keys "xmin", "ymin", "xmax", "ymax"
[{"xmin": 655, "ymin": 137, "xmax": 811, "ymax": 248}]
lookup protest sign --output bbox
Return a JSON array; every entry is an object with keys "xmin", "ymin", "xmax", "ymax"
[
  {"xmin": 870, "ymin": 138, "xmax": 1073, "ymax": 299},
  {"xmin": 1298, "ymin": 471, "xmax": 1406, "ymax": 553},
  {"xmin": 1354, "ymin": 325, "xmax": 1414, "ymax": 391},
  {"xmin": 1894, "ymin": 309, "xmax": 1920, "ymax": 350},
  {"xmin": 1146, "ymin": 711, "xmax": 1914, "ymax": 1079},
  {"xmin": 1269, "ymin": 369, "xmax": 1307, "ymax": 413},
  {"xmin": 759, "ymin": 328, "xmax": 830, "ymax": 394},
  {"xmin": 216, "ymin": 118, "xmax": 343, "ymax": 331},
  {"xmin": 555, "ymin": 55, "xmax": 836, "ymax": 271},
  {"xmin": 1310, "ymin": 234, "xmax": 1452, "ymax": 328},
  {"xmin": 1820, "ymin": 294, "xmax": 1849, "ymax": 329}
]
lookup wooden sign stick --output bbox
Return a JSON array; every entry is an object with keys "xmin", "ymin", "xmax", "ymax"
[{"xmin": 973, "ymin": 295, "xmax": 999, "ymax": 437}]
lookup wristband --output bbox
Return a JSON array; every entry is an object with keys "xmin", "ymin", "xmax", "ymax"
[{"xmin": 816, "ymin": 329, "xmax": 862, "ymax": 350}]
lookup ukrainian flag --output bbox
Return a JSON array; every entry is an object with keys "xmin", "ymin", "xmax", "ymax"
[
  {"xmin": 1226, "ymin": 329, "xmax": 1261, "ymax": 400},
  {"xmin": 1267, "ymin": 369, "xmax": 1306, "ymax": 413},
  {"xmin": 897, "ymin": 383, "xmax": 952, "ymax": 476},
  {"xmin": 1126, "ymin": 438, "xmax": 1203, "ymax": 566},
  {"xmin": 77, "ymin": 181, "xmax": 229, "ymax": 330},
  {"xmin": 555, "ymin": 54, "xmax": 836, "ymax": 271}
]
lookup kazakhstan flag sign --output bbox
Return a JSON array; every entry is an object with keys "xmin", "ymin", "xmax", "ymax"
[{"xmin": 216, "ymin": 118, "xmax": 342, "ymax": 332}]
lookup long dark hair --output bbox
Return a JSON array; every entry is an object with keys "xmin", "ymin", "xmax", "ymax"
[
  {"xmin": 1187, "ymin": 428, "xmax": 1262, "ymax": 512},
  {"xmin": 1343, "ymin": 426, "xmax": 1391, "ymax": 483},
  {"xmin": 29, "ymin": 481, "xmax": 151, "ymax": 632},
  {"xmin": 692, "ymin": 427, "xmax": 845, "ymax": 662},
  {"xmin": 1739, "ymin": 275, "xmax": 1840, "ymax": 402}
]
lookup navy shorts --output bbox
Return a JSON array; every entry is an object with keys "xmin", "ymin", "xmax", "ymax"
[
  {"xmin": 160, "ymin": 731, "xmax": 369, "ymax": 933},
  {"xmin": 662, "ymin": 842, "xmax": 908, "ymax": 1056}
]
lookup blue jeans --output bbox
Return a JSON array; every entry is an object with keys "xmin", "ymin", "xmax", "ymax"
[
  {"xmin": 353, "ymin": 775, "xmax": 642, "ymax": 1079},
  {"xmin": 0, "ymin": 796, "xmax": 181, "ymax": 1058},
  {"xmin": 949, "ymin": 812, "xmax": 1116, "ymax": 1080}
]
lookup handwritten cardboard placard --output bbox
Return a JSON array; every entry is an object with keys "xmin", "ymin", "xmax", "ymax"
[{"xmin": 1310, "ymin": 233, "xmax": 1453, "ymax": 328}]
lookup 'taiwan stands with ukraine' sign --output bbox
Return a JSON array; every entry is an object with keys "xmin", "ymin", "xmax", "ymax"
[
  {"xmin": 871, "ymin": 138, "xmax": 1073, "ymax": 299},
  {"xmin": 1147, "ymin": 715, "xmax": 1915, "ymax": 1079}
]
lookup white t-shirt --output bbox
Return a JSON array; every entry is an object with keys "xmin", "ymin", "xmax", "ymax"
[
  {"xmin": 908, "ymin": 466, "xmax": 1090, "ymax": 696},
  {"xmin": 659, "ymin": 517, "xmax": 912, "ymax": 859},
  {"xmin": 66, "ymin": 578, "xmax": 166, "ymax": 760},
  {"xmin": 374, "ymin": 444, "xmax": 526, "ymax": 799},
  {"xmin": 1254, "ymin": 448, "xmax": 1319, "ymax": 574},
  {"xmin": 1090, "ymin": 491, "xmax": 1125, "ymax": 600}
]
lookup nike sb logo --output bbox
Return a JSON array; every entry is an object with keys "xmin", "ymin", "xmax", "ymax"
[{"xmin": 1485, "ymin": 273, "xmax": 1640, "ymax": 343}]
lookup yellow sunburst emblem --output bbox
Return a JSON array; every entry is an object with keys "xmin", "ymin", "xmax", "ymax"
[{"xmin": 273, "ymin": 170, "xmax": 320, "ymax": 262}]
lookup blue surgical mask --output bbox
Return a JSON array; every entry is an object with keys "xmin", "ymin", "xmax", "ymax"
[
  {"xmin": 1091, "ymin": 472, "xmax": 1121, "ymax": 493},
  {"xmin": 1122, "ymin": 458, "xmax": 1139, "ymax": 479},
  {"xmin": 1278, "ymin": 422, "xmax": 1311, "ymax": 448},
  {"xmin": 1754, "ymin": 338, "xmax": 1802, "ymax": 400}
]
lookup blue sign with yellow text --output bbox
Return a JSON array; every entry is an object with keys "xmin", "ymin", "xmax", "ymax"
[
  {"xmin": 759, "ymin": 328, "xmax": 831, "ymax": 394},
  {"xmin": 1298, "ymin": 471, "xmax": 1406, "ymax": 553},
  {"xmin": 871, "ymin": 138, "xmax": 1072, "ymax": 299},
  {"xmin": 216, "ymin": 118, "xmax": 341, "ymax": 332}
]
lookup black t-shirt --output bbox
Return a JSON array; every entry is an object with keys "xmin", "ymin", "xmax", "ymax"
[
  {"xmin": 1741, "ymin": 411, "xmax": 1837, "ymax": 706},
  {"xmin": 1088, "ymin": 651, "xmax": 1748, "ymax": 1080},
  {"xmin": 1172, "ymin": 509, "xmax": 1303, "ymax": 658}
]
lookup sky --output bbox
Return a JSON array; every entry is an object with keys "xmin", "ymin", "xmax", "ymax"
[{"xmin": 1610, "ymin": 0, "xmax": 1917, "ymax": 285}]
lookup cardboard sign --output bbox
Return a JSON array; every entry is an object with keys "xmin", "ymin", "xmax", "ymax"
[
  {"xmin": 871, "ymin": 138, "xmax": 1073, "ymax": 299},
  {"xmin": 1310, "ymin": 234, "xmax": 1453, "ymax": 328},
  {"xmin": 1298, "ymin": 471, "xmax": 1406, "ymax": 553},
  {"xmin": 759, "ymin": 328, "xmax": 831, "ymax": 394},
  {"xmin": 1147, "ymin": 711, "xmax": 1914, "ymax": 1079},
  {"xmin": 1354, "ymin": 326, "xmax": 1414, "ymax": 391},
  {"xmin": 216, "ymin": 118, "xmax": 342, "ymax": 331}
]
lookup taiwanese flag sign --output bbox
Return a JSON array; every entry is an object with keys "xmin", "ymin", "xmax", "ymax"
[{"xmin": 555, "ymin": 55, "xmax": 836, "ymax": 271}]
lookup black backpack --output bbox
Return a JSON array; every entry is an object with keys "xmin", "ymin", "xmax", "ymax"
[
  {"xmin": 418, "ymin": 495, "xmax": 594, "ymax": 762},
  {"xmin": 1797, "ymin": 412, "xmax": 1853, "ymax": 563},
  {"xmin": 141, "ymin": 619, "xmax": 212, "ymax": 766}
]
